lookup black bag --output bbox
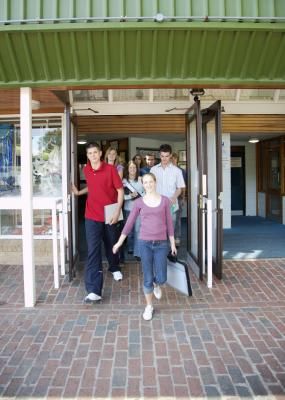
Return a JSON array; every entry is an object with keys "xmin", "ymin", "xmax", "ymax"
[
  {"xmin": 166, "ymin": 255, "xmax": 192, "ymax": 296},
  {"xmin": 124, "ymin": 182, "xmax": 142, "ymax": 200}
]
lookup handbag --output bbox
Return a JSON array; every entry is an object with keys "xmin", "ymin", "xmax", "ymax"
[{"xmin": 166, "ymin": 255, "xmax": 192, "ymax": 296}]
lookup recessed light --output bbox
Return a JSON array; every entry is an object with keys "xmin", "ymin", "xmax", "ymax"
[
  {"xmin": 248, "ymin": 138, "xmax": 259, "ymax": 143},
  {"xmin": 77, "ymin": 140, "xmax": 87, "ymax": 145}
]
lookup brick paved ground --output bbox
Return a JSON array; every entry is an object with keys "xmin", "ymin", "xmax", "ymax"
[{"xmin": 0, "ymin": 259, "xmax": 284, "ymax": 399}]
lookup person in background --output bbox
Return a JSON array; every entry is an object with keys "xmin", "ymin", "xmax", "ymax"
[
  {"xmin": 113, "ymin": 173, "xmax": 177, "ymax": 321},
  {"xmin": 72, "ymin": 142, "xmax": 124, "ymax": 304},
  {"xmin": 171, "ymin": 152, "xmax": 187, "ymax": 247},
  {"xmin": 122, "ymin": 161, "xmax": 144, "ymax": 257},
  {"xmin": 132, "ymin": 153, "xmax": 143, "ymax": 173},
  {"xmin": 140, "ymin": 153, "xmax": 156, "ymax": 176},
  {"xmin": 150, "ymin": 144, "xmax": 185, "ymax": 244},
  {"xmin": 105, "ymin": 146, "xmax": 124, "ymax": 179},
  {"xmin": 105, "ymin": 146, "xmax": 125, "ymax": 262}
]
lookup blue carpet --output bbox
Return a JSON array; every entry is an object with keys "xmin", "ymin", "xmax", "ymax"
[{"xmin": 223, "ymin": 216, "xmax": 285, "ymax": 259}]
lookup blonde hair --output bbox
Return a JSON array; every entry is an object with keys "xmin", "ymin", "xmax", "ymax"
[
  {"xmin": 104, "ymin": 146, "xmax": 119, "ymax": 165},
  {"xmin": 142, "ymin": 172, "xmax": 156, "ymax": 183}
]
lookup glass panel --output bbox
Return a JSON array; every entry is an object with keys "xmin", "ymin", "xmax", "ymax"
[
  {"xmin": 0, "ymin": 120, "xmax": 62, "ymax": 198},
  {"xmin": 239, "ymin": 89, "xmax": 274, "ymax": 100},
  {"xmin": 268, "ymin": 150, "xmax": 280, "ymax": 190},
  {"xmin": 0, "ymin": 209, "xmax": 53, "ymax": 236},
  {"xmin": 203, "ymin": 89, "xmax": 236, "ymax": 101},
  {"xmin": 189, "ymin": 119, "xmax": 198, "ymax": 258},
  {"xmin": 153, "ymin": 88, "xmax": 189, "ymax": 101},
  {"xmin": 279, "ymin": 90, "xmax": 285, "ymax": 100},
  {"xmin": 0, "ymin": 124, "xmax": 21, "ymax": 197},
  {"xmin": 72, "ymin": 89, "xmax": 109, "ymax": 102},
  {"xmin": 112, "ymin": 89, "xmax": 149, "ymax": 101},
  {"xmin": 32, "ymin": 126, "xmax": 62, "ymax": 197},
  {"xmin": 268, "ymin": 194, "xmax": 281, "ymax": 222}
]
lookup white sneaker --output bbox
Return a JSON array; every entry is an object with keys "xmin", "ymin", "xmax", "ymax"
[
  {"xmin": 84, "ymin": 293, "xmax": 102, "ymax": 303},
  {"xmin": 153, "ymin": 285, "xmax": 162, "ymax": 300},
  {"xmin": 143, "ymin": 305, "xmax": 154, "ymax": 321},
  {"xmin": 112, "ymin": 271, "xmax": 123, "ymax": 281}
]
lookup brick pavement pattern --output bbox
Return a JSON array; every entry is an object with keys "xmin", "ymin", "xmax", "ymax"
[{"xmin": 0, "ymin": 259, "xmax": 285, "ymax": 399}]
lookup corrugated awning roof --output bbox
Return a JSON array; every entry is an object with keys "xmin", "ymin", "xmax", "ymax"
[{"xmin": 0, "ymin": 0, "xmax": 284, "ymax": 88}]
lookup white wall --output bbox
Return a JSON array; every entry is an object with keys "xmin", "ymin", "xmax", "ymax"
[
  {"xmin": 129, "ymin": 136, "xmax": 184, "ymax": 159},
  {"xmin": 222, "ymin": 134, "xmax": 231, "ymax": 228}
]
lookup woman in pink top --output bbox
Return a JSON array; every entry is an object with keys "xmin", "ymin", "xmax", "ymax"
[{"xmin": 113, "ymin": 173, "xmax": 177, "ymax": 321}]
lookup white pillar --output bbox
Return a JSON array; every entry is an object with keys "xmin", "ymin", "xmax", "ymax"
[{"xmin": 20, "ymin": 87, "xmax": 35, "ymax": 307}]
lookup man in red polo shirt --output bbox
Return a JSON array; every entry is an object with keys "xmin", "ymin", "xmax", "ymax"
[{"xmin": 72, "ymin": 142, "xmax": 124, "ymax": 303}]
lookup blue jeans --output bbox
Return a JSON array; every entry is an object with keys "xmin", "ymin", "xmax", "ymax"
[
  {"xmin": 85, "ymin": 218, "xmax": 121, "ymax": 296},
  {"xmin": 124, "ymin": 210, "xmax": 141, "ymax": 257},
  {"xmin": 138, "ymin": 239, "xmax": 169, "ymax": 294}
]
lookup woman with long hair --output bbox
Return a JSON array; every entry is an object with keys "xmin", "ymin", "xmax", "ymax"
[
  {"xmin": 104, "ymin": 146, "xmax": 124, "ymax": 179},
  {"xmin": 123, "ymin": 160, "xmax": 144, "ymax": 257},
  {"xmin": 113, "ymin": 173, "xmax": 177, "ymax": 321}
]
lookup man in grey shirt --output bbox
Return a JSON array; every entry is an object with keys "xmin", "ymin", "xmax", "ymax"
[{"xmin": 150, "ymin": 144, "xmax": 185, "ymax": 245}]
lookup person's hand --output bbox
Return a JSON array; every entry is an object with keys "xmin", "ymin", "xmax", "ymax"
[
  {"xmin": 113, "ymin": 243, "xmax": 120, "ymax": 254},
  {"xmin": 71, "ymin": 183, "xmax": 79, "ymax": 195},
  {"xmin": 130, "ymin": 191, "xmax": 138, "ymax": 199},
  {"xmin": 170, "ymin": 196, "xmax": 176, "ymax": 205},
  {"xmin": 171, "ymin": 243, "xmax": 177, "ymax": 256},
  {"xmin": 109, "ymin": 212, "xmax": 120, "ymax": 225}
]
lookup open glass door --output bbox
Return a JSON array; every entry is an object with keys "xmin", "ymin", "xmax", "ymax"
[
  {"xmin": 186, "ymin": 100, "xmax": 204, "ymax": 280},
  {"xmin": 202, "ymin": 101, "xmax": 223, "ymax": 279},
  {"xmin": 186, "ymin": 100, "xmax": 223, "ymax": 280}
]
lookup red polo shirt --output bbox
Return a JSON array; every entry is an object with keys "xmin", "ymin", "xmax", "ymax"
[{"xmin": 84, "ymin": 161, "xmax": 123, "ymax": 222}]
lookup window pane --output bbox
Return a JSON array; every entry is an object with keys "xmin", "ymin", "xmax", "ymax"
[
  {"xmin": 153, "ymin": 89, "xmax": 189, "ymax": 101},
  {"xmin": 0, "ymin": 209, "xmax": 53, "ymax": 236},
  {"xmin": 239, "ymin": 89, "xmax": 274, "ymax": 101},
  {"xmin": 112, "ymin": 89, "xmax": 149, "ymax": 101},
  {"xmin": 72, "ymin": 89, "xmax": 109, "ymax": 102}
]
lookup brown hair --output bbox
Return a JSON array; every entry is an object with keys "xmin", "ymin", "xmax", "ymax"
[{"xmin": 124, "ymin": 161, "xmax": 139, "ymax": 181}]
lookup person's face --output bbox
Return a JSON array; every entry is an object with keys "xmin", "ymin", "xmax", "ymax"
[
  {"xmin": 108, "ymin": 149, "xmax": 117, "ymax": 163},
  {"xmin": 142, "ymin": 175, "xmax": 156, "ymax": 193},
  {"xmin": 160, "ymin": 151, "xmax": 171, "ymax": 167},
  {"xmin": 128, "ymin": 163, "xmax": 137, "ymax": 176},
  {"xmin": 145, "ymin": 156, "xmax": 155, "ymax": 167},
  {"xmin": 172, "ymin": 156, "xmax": 178, "ymax": 166},
  {"xmin": 87, "ymin": 147, "xmax": 102, "ymax": 164},
  {"xmin": 134, "ymin": 155, "xmax": 142, "ymax": 165}
]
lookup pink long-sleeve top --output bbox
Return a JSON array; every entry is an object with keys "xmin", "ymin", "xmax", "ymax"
[{"xmin": 122, "ymin": 195, "xmax": 174, "ymax": 240}]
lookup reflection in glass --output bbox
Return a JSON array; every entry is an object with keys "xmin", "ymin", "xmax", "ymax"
[
  {"xmin": 72, "ymin": 89, "xmax": 108, "ymax": 102},
  {"xmin": 239, "ymin": 89, "xmax": 274, "ymax": 101},
  {"xmin": 113, "ymin": 89, "xmax": 149, "ymax": 101},
  {"xmin": 0, "ymin": 209, "xmax": 54, "ymax": 236}
]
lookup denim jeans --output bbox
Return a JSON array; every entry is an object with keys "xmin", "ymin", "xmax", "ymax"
[
  {"xmin": 85, "ymin": 218, "xmax": 121, "ymax": 296},
  {"xmin": 138, "ymin": 239, "xmax": 169, "ymax": 294},
  {"xmin": 175, "ymin": 198, "xmax": 184, "ymax": 239},
  {"xmin": 123, "ymin": 210, "xmax": 141, "ymax": 257}
]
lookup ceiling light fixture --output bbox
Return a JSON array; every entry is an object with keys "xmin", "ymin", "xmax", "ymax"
[
  {"xmin": 154, "ymin": 13, "xmax": 164, "ymax": 22},
  {"xmin": 77, "ymin": 140, "xmax": 87, "ymax": 145},
  {"xmin": 190, "ymin": 88, "xmax": 205, "ymax": 101},
  {"xmin": 32, "ymin": 100, "xmax": 41, "ymax": 110},
  {"xmin": 248, "ymin": 138, "xmax": 259, "ymax": 143}
]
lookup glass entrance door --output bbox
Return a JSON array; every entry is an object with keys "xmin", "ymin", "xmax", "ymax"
[
  {"xmin": 267, "ymin": 146, "xmax": 281, "ymax": 222},
  {"xmin": 186, "ymin": 100, "xmax": 223, "ymax": 280}
]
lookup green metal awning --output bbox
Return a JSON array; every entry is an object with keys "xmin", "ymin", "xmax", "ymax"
[{"xmin": 0, "ymin": 0, "xmax": 284, "ymax": 88}]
